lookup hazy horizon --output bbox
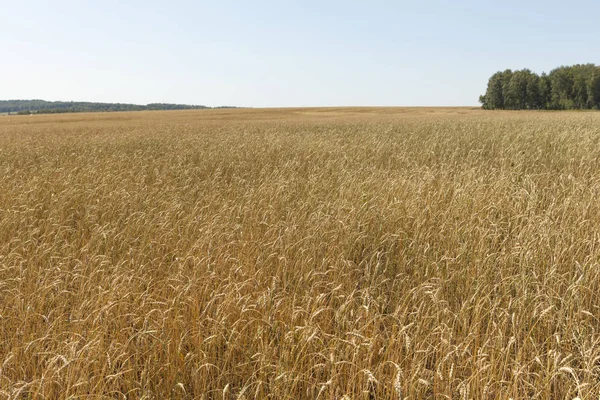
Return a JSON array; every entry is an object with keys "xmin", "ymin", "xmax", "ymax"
[
  {"xmin": 0, "ymin": 99, "xmax": 481, "ymax": 108},
  {"xmin": 3, "ymin": 0, "xmax": 599, "ymax": 108}
]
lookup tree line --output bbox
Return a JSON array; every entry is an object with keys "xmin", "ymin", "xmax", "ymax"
[
  {"xmin": 479, "ymin": 64, "xmax": 600, "ymax": 110},
  {"xmin": 0, "ymin": 100, "xmax": 215, "ymax": 114}
]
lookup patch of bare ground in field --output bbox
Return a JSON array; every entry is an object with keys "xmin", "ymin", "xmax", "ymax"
[{"xmin": 1, "ymin": 108, "xmax": 600, "ymax": 398}]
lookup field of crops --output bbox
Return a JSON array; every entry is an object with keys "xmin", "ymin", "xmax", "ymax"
[{"xmin": 1, "ymin": 108, "xmax": 600, "ymax": 399}]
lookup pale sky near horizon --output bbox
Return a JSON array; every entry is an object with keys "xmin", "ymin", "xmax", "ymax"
[{"xmin": 2, "ymin": 1, "xmax": 599, "ymax": 107}]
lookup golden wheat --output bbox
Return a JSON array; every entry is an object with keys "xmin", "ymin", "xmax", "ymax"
[{"xmin": 1, "ymin": 108, "xmax": 600, "ymax": 399}]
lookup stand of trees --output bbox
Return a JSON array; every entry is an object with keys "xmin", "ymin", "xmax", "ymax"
[
  {"xmin": 0, "ymin": 100, "xmax": 215, "ymax": 115},
  {"xmin": 479, "ymin": 64, "xmax": 600, "ymax": 110}
]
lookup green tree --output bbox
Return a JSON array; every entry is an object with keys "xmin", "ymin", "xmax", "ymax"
[
  {"xmin": 538, "ymin": 73, "xmax": 551, "ymax": 109},
  {"xmin": 524, "ymin": 70, "xmax": 541, "ymax": 109},
  {"xmin": 504, "ymin": 70, "xmax": 532, "ymax": 110},
  {"xmin": 481, "ymin": 64, "xmax": 600, "ymax": 110},
  {"xmin": 549, "ymin": 66, "xmax": 574, "ymax": 109},
  {"xmin": 588, "ymin": 71, "xmax": 600, "ymax": 109},
  {"xmin": 480, "ymin": 69, "xmax": 512, "ymax": 109}
]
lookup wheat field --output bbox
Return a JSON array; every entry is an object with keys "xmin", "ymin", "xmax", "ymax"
[{"xmin": 1, "ymin": 108, "xmax": 600, "ymax": 399}]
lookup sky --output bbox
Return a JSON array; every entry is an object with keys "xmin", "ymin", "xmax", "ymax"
[{"xmin": 2, "ymin": 0, "xmax": 599, "ymax": 107}]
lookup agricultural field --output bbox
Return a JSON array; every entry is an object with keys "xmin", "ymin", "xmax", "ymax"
[{"xmin": 2, "ymin": 108, "xmax": 600, "ymax": 399}]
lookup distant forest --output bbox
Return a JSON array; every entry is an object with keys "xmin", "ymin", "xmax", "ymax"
[
  {"xmin": 0, "ymin": 100, "xmax": 232, "ymax": 114},
  {"xmin": 480, "ymin": 64, "xmax": 600, "ymax": 110}
]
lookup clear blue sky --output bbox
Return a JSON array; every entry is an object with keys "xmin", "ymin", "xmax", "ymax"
[{"xmin": 2, "ymin": 0, "xmax": 599, "ymax": 107}]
